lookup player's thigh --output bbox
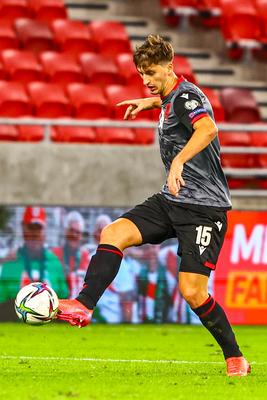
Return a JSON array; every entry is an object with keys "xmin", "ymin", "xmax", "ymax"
[
  {"xmin": 100, "ymin": 217, "xmax": 142, "ymax": 250},
  {"xmin": 120, "ymin": 193, "xmax": 175, "ymax": 246},
  {"xmin": 175, "ymin": 207, "xmax": 227, "ymax": 277}
]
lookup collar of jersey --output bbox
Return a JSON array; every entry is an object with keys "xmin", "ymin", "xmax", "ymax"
[{"xmin": 161, "ymin": 75, "xmax": 185, "ymax": 100}]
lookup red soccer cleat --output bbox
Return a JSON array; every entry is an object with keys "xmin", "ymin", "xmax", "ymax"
[
  {"xmin": 226, "ymin": 356, "xmax": 251, "ymax": 377},
  {"xmin": 56, "ymin": 299, "xmax": 93, "ymax": 328}
]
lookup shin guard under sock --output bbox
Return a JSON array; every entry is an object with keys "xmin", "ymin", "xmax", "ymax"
[
  {"xmin": 192, "ymin": 295, "xmax": 242, "ymax": 359},
  {"xmin": 77, "ymin": 244, "xmax": 123, "ymax": 309}
]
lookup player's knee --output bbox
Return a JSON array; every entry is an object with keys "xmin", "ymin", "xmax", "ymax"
[{"xmin": 179, "ymin": 284, "xmax": 206, "ymax": 308}]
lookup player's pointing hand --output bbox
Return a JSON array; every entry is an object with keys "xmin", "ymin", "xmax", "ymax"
[{"xmin": 117, "ymin": 97, "xmax": 162, "ymax": 120}]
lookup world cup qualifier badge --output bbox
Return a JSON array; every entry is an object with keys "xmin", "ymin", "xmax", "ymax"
[{"xmin": 184, "ymin": 99, "xmax": 199, "ymax": 110}]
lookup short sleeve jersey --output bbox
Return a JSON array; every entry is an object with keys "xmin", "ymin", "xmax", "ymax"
[{"xmin": 158, "ymin": 77, "xmax": 231, "ymax": 209}]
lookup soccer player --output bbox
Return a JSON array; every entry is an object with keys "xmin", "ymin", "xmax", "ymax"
[{"xmin": 57, "ymin": 35, "xmax": 250, "ymax": 377}]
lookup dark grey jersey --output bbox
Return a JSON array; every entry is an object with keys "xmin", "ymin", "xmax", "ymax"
[{"xmin": 158, "ymin": 77, "xmax": 231, "ymax": 209}]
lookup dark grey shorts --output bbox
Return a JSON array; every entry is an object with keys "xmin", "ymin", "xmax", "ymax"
[{"xmin": 121, "ymin": 193, "xmax": 227, "ymax": 277}]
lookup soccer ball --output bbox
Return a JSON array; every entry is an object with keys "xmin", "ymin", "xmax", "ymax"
[{"xmin": 15, "ymin": 282, "xmax": 59, "ymax": 325}]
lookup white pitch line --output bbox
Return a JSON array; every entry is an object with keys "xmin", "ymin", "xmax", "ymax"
[
  {"xmin": 0, "ymin": 355, "xmax": 265, "ymax": 365},
  {"xmin": 0, "ymin": 356, "xmax": 224, "ymax": 364}
]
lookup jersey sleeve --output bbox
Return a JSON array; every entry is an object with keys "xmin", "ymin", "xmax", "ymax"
[{"xmin": 173, "ymin": 92, "xmax": 208, "ymax": 131}]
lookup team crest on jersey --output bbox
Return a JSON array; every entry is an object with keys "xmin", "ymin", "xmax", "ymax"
[
  {"xmin": 159, "ymin": 103, "xmax": 171, "ymax": 129},
  {"xmin": 184, "ymin": 100, "xmax": 199, "ymax": 110}
]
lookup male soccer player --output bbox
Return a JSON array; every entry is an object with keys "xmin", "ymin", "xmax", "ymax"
[{"xmin": 57, "ymin": 35, "xmax": 250, "ymax": 377}]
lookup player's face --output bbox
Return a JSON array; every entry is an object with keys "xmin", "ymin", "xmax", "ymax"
[{"xmin": 137, "ymin": 62, "xmax": 172, "ymax": 96}]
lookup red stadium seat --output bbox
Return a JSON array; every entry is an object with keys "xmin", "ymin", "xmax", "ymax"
[
  {"xmin": 220, "ymin": 130, "xmax": 255, "ymax": 169},
  {"xmin": 173, "ymin": 55, "xmax": 197, "ymax": 84},
  {"xmin": 27, "ymin": 82, "xmax": 71, "ymax": 117},
  {"xmin": 105, "ymin": 84, "xmax": 152, "ymax": 120},
  {"xmin": 196, "ymin": 0, "xmax": 221, "ymax": 28},
  {"xmin": 0, "ymin": 20, "xmax": 19, "ymax": 50},
  {"xmin": 51, "ymin": 19, "xmax": 96, "ymax": 55},
  {"xmin": 14, "ymin": 18, "xmax": 56, "ymax": 53},
  {"xmin": 66, "ymin": 83, "xmax": 110, "ymax": 119},
  {"xmin": 89, "ymin": 20, "xmax": 131, "ymax": 57},
  {"xmin": 28, "ymin": 0, "xmax": 67, "ymax": 22},
  {"xmin": 220, "ymin": 131, "xmax": 255, "ymax": 169},
  {"xmin": 0, "ymin": 0, "xmax": 31, "ymax": 20},
  {"xmin": 134, "ymin": 128, "xmax": 155, "ymax": 145},
  {"xmin": 219, "ymin": 131, "xmax": 251, "ymax": 146},
  {"xmin": 40, "ymin": 51, "xmax": 84, "ymax": 85},
  {"xmin": 0, "ymin": 81, "xmax": 31, "ymax": 116},
  {"xmin": 0, "ymin": 124, "xmax": 18, "ymax": 140},
  {"xmin": 160, "ymin": 0, "xmax": 198, "ymax": 27},
  {"xmin": 0, "ymin": 60, "xmax": 6, "ymax": 79},
  {"xmin": 115, "ymin": 53, "xmax": 142, "ymax": 87},
  {"xmin": 51, "ymin": 126, "xmax": 96, "ymax": 143},
  {"xmin": 253, "ymin": 0, "xmax": 267, "ymax": 58},
  {"xmin": 251, "ymin": 131, "xmax": 267, "ymax": 168},
  {"xmin": 79, "ymin": 53, "xmax": 123, "ymax": 86},
  {"xmin": 220, "ymin": 0, "xmax": 261, "ymax": 60},
  {"xmin": 1, "ymin": 49, "xmax": 43, "ymax": 83},
  {"xmin": 201, "ymin": 87, "xmax": 225, "ymax": 121},
  {"xmin": 95, "ymin": 127, "xmax": 135, "ymax": 144},
  {"xmin": 17, "ymin": 125, "xmax": 44, "ymax": 141},
  {"xmin": 220, "ymin": 88, "xmax": 261, "ymax": 123}
]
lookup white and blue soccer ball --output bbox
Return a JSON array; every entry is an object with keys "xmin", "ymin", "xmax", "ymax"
[{"xmin": 15, "ymin": 282, "xmax": 59, "ymax": 325}]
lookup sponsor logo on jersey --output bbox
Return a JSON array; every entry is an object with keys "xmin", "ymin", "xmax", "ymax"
[
  {"xmin": 189, "ymin": 108, "xmax": 207, "ymax": 119},
  {"xmin": 184, "ymin": 99, "xmax": 199, "ymax": 110}
]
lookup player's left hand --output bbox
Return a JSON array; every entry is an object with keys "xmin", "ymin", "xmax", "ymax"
[{"xmin": 167, "ymin": 159, "xmax": 185, "ymax": 197}]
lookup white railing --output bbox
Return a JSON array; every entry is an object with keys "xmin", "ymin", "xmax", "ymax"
[{"xmin": 0, "ymin": 118, "xmax": 267, "ymax": 196}]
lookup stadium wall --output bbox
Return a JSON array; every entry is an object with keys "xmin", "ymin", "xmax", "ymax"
[{"xmin": 0, "ymin": 142, "xmax": 164, "ymax": 206}]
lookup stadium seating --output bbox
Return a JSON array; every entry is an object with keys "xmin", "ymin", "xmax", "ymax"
[
  {"xmin": 220, "ymin": 88, "xmax": 261, "ymax": 123},
  {"xmin": 79, "ymin": 53, "xmax": 124, "ymax": 85},
  {"xmin": 51, "ymin": 126, "xmax": 96, "ymax": 143},
  {"xmin": 1, "ymin": 49, "xmax": 43, "ymax": 83},
  {"xmin": 173, "ymin": 55, "xmax": 197, "ymax": 84},
  {"xmin": 105, "ymin": 84, "xmax": 152, "ymax": 120},
  {"xmin": 219, "ymin": 0, "xmax": 261, "ymax": 59},
  {"xmin": 220, "ymin": 131, "xmax": 256, "ymax": 168},
  {"xmin": 40, "ymin": 51, "xmax": 84, "ymax": 85},
  {"xmin": 89, "ymin": 20, "xmax": 132, "ymax": 57},
  {"xmin": 0, "ymin": 81, "xmax": 31, "ymax": 116},
  {"xmin": 27, "ymin": 82, "xmax": 71, "ymax": 117},
  {"xmin": 160, "ymin": 0, "xmax": 198, "ymax": 27},
  {"xmin": 66, "ymin": 83, "xmax": 110, "ymax": 119},
  {"xmin": 115, "ymin": 53, "xmax": 142, "ymax": 87},
  {"xmin": 0, "ymin": 61, "xmax": 6, "ymax": 79},
  {"xmin": 134, "ymin": 128, "xmax": 155, "ymax": 145},
  {"xmin": 0, "ymin": 0, "xmax": 31, "ymax": 20},
  {"xmin": 196, "ymin": 0, "xmax": 221, "ymax": 28},
  {"xmin": 0, "ymin": 124, "xmax": 18, "ymax": 140},
  {"xmin": 0, "ymin": 20, "xmax": 19, "ymax": 50},
  {"xmin": 201, "ymin": 87, "xmax": 225, "ymax": 121},
  {"xmin": 28, "ymin": 0, "xmax": 67, "ymax": 22},
  {"xmin": 51, "ymin": 19, "xmax": 96, "ymax": 55},
  {"xmin": 17, "ymin": 124, "xmax": 44, "ymax": 141},
  {"xmin": 14, "ymin": 18, "xmax": 56, "ymax": 53},
  {"xmin": 251, "ymin": 131, "xmax": 267, "ymax": 168},
  {"xmin": 95, "ymin": 127, "xmax": 135, "ymax": 144}
]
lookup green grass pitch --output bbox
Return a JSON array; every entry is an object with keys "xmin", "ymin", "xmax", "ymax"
[{"xmin": 0, "ymin": 323, "xmax": 266, "ymax": 400}]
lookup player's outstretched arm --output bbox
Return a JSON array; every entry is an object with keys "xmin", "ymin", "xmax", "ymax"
[{"xmin": 117, "ymin": 97, "xmax": 162, "ymax": 120}]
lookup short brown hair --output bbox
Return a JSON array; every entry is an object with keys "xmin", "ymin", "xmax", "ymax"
[{"xmin": 133, "ymin": 34, "xmax": 174, "ymax": 68}]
